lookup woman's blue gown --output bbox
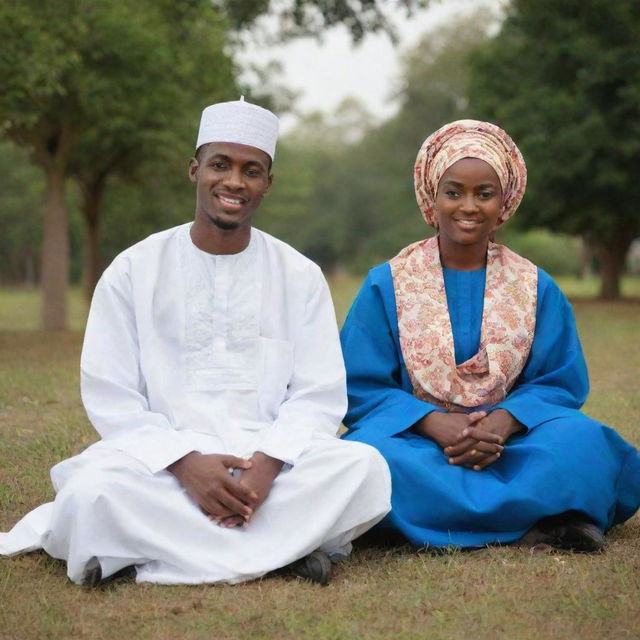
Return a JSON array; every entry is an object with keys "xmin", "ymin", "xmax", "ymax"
[{"xmin": 341, "ymin": 263, "xmax": 640, "ymax": 547}]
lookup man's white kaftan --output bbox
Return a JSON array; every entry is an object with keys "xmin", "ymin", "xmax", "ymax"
[{"xmin": 0, "ymin": 224, "xmax": 391, "ymax": 584}]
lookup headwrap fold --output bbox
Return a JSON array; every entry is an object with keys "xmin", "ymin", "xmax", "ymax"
[{"xmin": 414, "ymin": 119, "xmax": 527, "ymax": 227}]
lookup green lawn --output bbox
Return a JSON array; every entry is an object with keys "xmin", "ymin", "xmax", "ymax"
[
  {"xmin": 0, "ymin": 282, "xmax": 639, "ymax": 640},
  {"xmin": 1, "ymin": 274, "xmax": 638, "ymax": 332}
]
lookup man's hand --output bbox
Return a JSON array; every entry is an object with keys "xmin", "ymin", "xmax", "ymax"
[
  {"xmin": 444, "ymin": 409, "xmax": 523, "ymax": 470},
  {"xmin": 167, "ymin": 452, "xmax": 257, "ymax": 521},
  {"xmin": 216, "ymin": 451, "xmax": 284, "ymax": 529}
]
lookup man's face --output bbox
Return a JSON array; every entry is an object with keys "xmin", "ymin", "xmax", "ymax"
[{"xmin": 189, "ymin": 142, "xmax": 272, "ymax": 233}]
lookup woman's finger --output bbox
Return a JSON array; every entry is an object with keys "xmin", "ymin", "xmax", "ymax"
[
  {"xmin": 472, "ymin": 451, "xmax": 502, "ymax": 471},
  {"xmin": 449, "ymin": 449, "xmax": 495, "ymax": 467},
  {"xmin": 444, "ymin": 437, "xmax": 476, "ymax": 457},
  {"xmin": 445, "ymin": 439, "xmax": 503, "ymax": 457},
  {"xmin": 457, "ymin": 427, "xmax": 504, "ymax": 445},
  {"xmin": 467, "ymin": 411, "xmax": 487, "ymax": 424}
]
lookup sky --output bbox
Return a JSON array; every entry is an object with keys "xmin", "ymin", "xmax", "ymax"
[{"xmin": 238, "ymin": 0, "xmax": 502, "ymax": 131}]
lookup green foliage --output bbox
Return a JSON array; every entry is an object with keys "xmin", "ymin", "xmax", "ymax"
[
  {"xmin": 496, "ymin": 228, "xmax": 581, "ymax": 276},
  {"xmin": 0, "ymin": 143, "xmax": 43, "ymax": 285},
  {"xmin": 0, "ymin": 0, "xmax": 435, "ymax": 298},
  {"xmin": 0, "ymin": 141, "xmax": 87, "ymax": 286},
  {"xmin": 468, "ymin": 0, "xmax": 640, "ymax": 295},
  {"xmin": 257, "ymin": 117, "xmax": 347, "ymax": 271},
  {"xmin": 99, "ymin": 156, "xmax": 196, "ymax": 267},
  {"xmin": 217, "ymin": 0, "xmax": 429, "ymax": 41},
  {"xmin": 1, "ymin": 1, "xmax": 182, "ymax": 147}
]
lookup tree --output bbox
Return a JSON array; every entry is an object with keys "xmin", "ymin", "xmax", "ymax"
[
  {"xmin": 468, "ymin": 0, "xmax": 640, "ymax": 299},
  {"xmin": 0, "ymin": 0, "xmax": 235, "ymax": 326},
  {"xmin": 68, "ymin": 2, "xmax": 236, "ymax": 301},
  {"xmin": 0, "ymin": 0, "xmax": 433, "ymax": 327}
]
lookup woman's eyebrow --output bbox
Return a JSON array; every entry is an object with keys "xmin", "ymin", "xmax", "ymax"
[{"xmin": 440, "ymin": 179, "xmax": 499, "ymax": 188}]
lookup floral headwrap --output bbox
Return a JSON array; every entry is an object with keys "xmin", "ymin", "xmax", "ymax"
[{"xmin": 414, "ymin": 119, "xmax": 527, "ymax": 228}]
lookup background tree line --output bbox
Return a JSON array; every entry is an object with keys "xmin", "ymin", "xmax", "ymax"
[
  {"xmin": 1, "ymin": 0, "xmax": 638, "ymax": 330},
  {"xmin": 259, "ymin": 0, "xmax": 640, "ymax": 298}
]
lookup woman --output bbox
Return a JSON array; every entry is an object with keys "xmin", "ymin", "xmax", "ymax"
[{"xmin": 341, "ymin": 120, "xmax": 640, "ymax": 551}]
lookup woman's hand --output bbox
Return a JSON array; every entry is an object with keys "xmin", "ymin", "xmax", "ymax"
[
  {"xmin": 413, "ymin": 410, "xmax": 487, "ymax": 450},
  {"xmin": 444, "ymin": 409, "xmax": 523, "ymax": 470}
]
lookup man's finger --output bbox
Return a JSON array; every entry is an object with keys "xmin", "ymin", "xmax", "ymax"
[
  {"xmin": 203, "ymin": 504, "xmax": 235, "ymax": 520},
  {"xmin": 217, "ymin": 514, "xmax": 246, "ymax": 528},
  {"xmin": 220, "ymin": 455, "xmax": 252, "ymax": 471},
  {"xmin": 223, "ymin": 475, "xmax": 259, "ymax": 504},
  {"xmin": 207, "ymin": 486, "xmax": 253, "ymax": 518}
]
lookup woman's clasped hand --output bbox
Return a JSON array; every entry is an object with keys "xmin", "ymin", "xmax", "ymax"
[{"xmin": 414, "ymin": 409, "xmax": 523, "ymax": 470}]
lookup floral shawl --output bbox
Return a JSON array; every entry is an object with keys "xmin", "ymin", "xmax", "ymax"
[{"xmin": 390, "ymin": 237, "xmax": 537, "ymax": 409}]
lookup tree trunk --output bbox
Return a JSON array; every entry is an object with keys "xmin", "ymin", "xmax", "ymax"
[
  {"xmin": 81, "ymin": 177, "xmax": 106, "ymax": 302},
  {"xmin": 41, "ymin": 163, "xmax": 69, "ymax": 330},
  {"xmin": 595, "ymin": 234, "xmax": 632, "ymax": 300},
  {"xmin": 578, "ymin": 237, "xmax": 593, "ymax": 280}
]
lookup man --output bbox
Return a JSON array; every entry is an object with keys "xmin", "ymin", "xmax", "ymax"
[{"xmin": 0, "ymin": 98, "xmax": 391, "ymax": 586}]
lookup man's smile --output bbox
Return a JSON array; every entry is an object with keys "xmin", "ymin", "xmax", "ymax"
[{"xmin": 214, "ymin": 192, "xmax": 249, "ymax": 212}]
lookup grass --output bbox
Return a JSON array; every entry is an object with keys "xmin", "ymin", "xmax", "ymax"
[
  {"xmin": 555, "ymin": 275, "xmax": 640, "ymax": 300},
  {"xmin": 0, "ymin": 287, "xmax": 88, "ymax": 332},
  {"xmin": 0, "ymin": 282, "xmax": 639, "ymax": 640}
]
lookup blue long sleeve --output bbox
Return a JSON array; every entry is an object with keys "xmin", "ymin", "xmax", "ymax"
[
  {"xmin": 495, "ymin": 269, "xmax": 589, "ymax": 429},
  {"xmin": 341, "ymin": 264, "xmax": 444, "ymax": 439}
]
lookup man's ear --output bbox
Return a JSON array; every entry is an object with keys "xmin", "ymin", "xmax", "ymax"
[
  {"xmin": 265, "ymin": 173, "xmax": 274, "ymax": 194},
  {"xmin": 188, "ymin": 158, "xmax": 199, "ymax": 185}
]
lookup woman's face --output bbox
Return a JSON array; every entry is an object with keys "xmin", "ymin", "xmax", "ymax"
[{"xmin": 435, "ymin": 157, "xmax": 503, "ymax": 253}]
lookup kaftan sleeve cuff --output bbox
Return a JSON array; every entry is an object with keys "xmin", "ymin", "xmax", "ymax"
[
  {"xmin": 104, "ymin": 425, "xmax": 200, "ymax": 474},
  {"xmin": 495, "ymin": 394, "xmax": 578, "ymax": 432},
  {"xmin": 252, "ymin": 421, "xmax": 319, "ymax": 466}
]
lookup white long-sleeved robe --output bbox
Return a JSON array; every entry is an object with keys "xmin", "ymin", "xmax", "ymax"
[{"xmin": 0, "ymin": 224, "xmax": 391, "ymax": 584}]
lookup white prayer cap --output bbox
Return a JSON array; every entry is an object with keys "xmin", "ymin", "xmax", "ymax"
[{"xmin": 196, "ymin": 96, "xmax": 279, "ymax": 160}]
